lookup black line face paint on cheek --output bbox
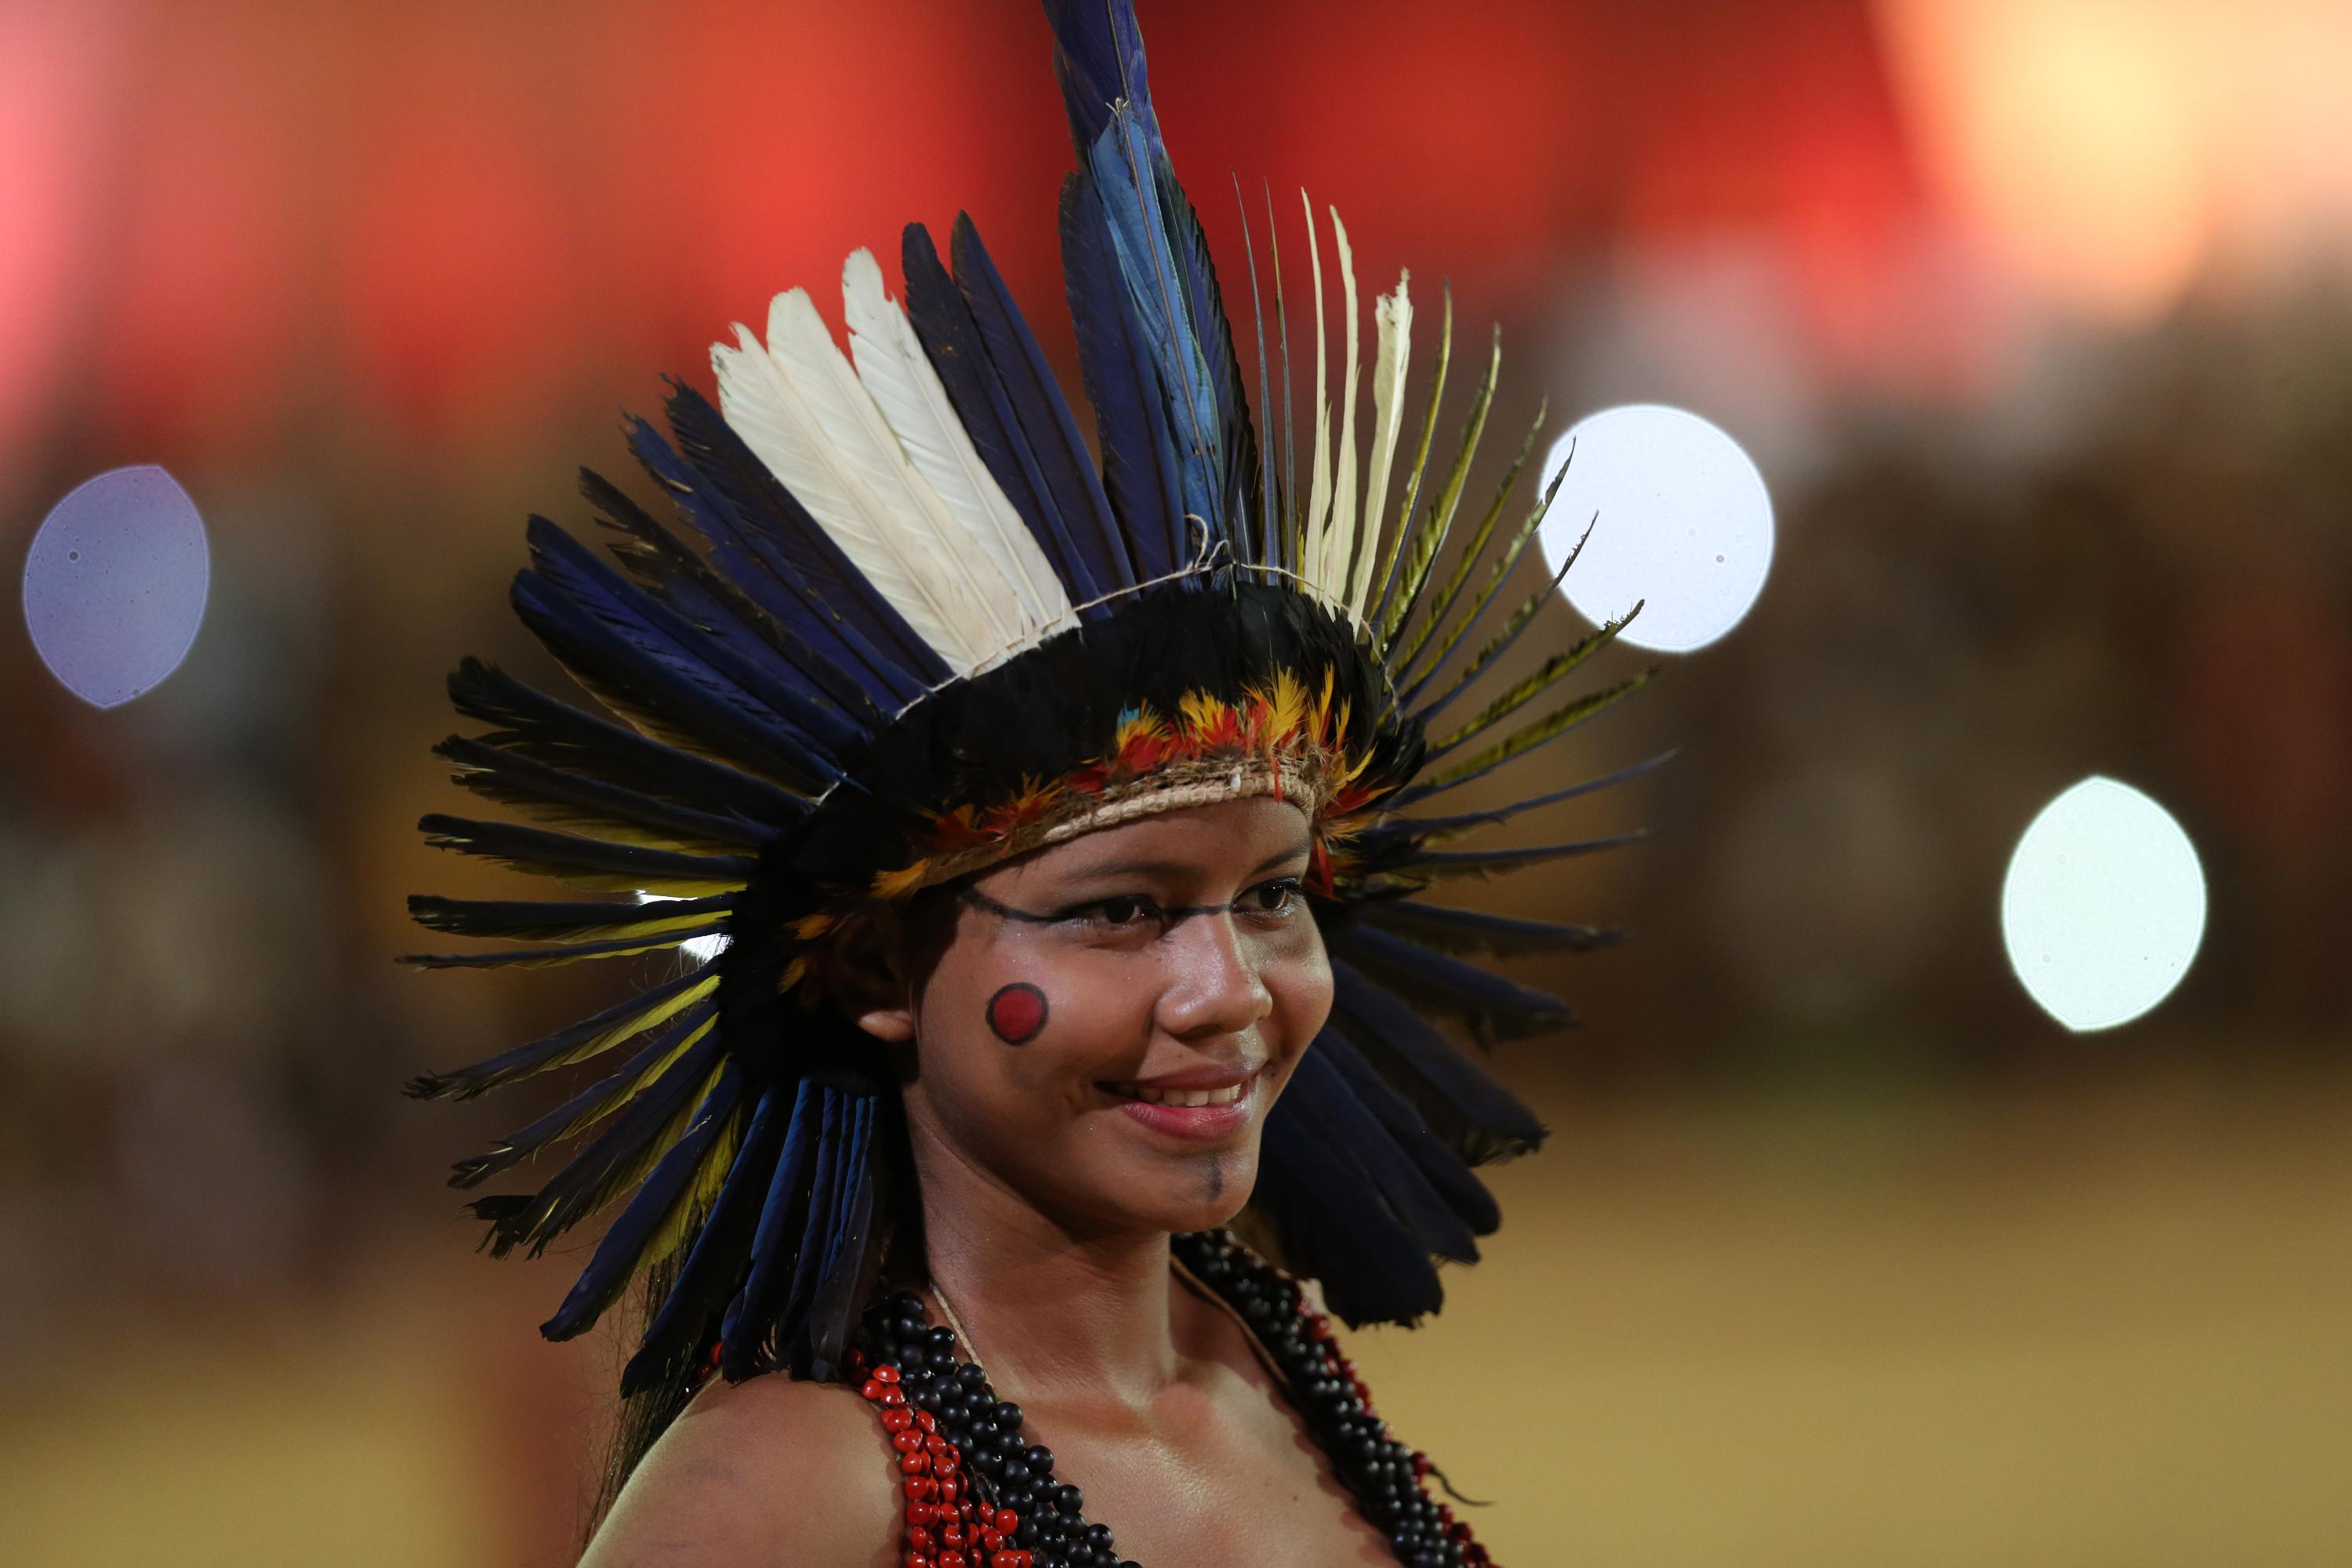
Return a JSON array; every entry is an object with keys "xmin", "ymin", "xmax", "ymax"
[{"xmin": 985, "ymin": 982, "xmax": 1049, "ymax": 1045}]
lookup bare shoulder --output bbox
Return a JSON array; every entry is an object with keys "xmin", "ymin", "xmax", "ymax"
[{"xmin": 581, "ymin": 1373, "xmax": 900, "ymax": 1568}]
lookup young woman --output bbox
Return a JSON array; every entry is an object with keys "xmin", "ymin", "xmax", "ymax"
[{"xmin": 404, "ymin": 5, "xmax": 1652, "ymax": 1564}]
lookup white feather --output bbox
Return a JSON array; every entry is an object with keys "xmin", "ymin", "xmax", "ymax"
[
  {"xmin": 1352, "ymin": 270, "xmax": 1412, "ymax": 618},
  {"xmin": 1299, "ymin": 189, "xmax": 1334, "ymax": 605},
  {"xmin": 714, "ymin": 287, "xmax": 1003, "ymax": 675},
  {"xmin": 1323, "ymin": 209, "xmax": 1363, "ymax": 606},
  {"xmin": 840, "ymin": 249, "xmax": 1076, "ymax": 653}
]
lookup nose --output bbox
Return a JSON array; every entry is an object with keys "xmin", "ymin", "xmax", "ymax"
[{"xmin": 1153, "ymin": 908, "xmax": 1274, "ymax": 1042}]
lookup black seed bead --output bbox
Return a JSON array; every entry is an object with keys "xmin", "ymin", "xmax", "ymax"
[
  {"xmin": 1083, "ymin": 1523, "xmax": 1114, "ymax": 1548},
  {"xmin": 1000, "ymin": 1459, "xmax": 1030, "ymax": 1486},
  {"xmin": 1024, "ymin": 1444, "xmax": 1054, "ymax": 1473},
  {"xmin": 1014, "ymin": 1520, "xmax": 1040, "ymax": 1548},
  {"xmin": 1053, "ymin": 1483, "xmax": 1083, "ymax": 1515},
  {"xmin": 993, "ymin": 1400, "xmax": 1023, "ymax": 1428},
  {"xmin": 956, "ymin": 1363, "xmax": 989, "ymax": 1388}
]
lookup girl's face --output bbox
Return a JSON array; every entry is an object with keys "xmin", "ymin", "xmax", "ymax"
[{"xmin": 862, "ymin": 795, "xmax": 1330, "ymax": 1239}]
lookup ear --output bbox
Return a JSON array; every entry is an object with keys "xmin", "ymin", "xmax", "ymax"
[{"xmin": 817, "ymin": 910, "xmax": 918, "ymax": 1043}]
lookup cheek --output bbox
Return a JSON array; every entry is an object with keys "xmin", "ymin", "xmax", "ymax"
[{"xmin": 1262, "ymin": 928, "xmax": 1334, "ymax": 1055}]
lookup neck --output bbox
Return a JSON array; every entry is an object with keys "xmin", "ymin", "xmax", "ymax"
[{"xmin": 912, "ymin": 1140, "xmax": 1181, "ymax": 1409}]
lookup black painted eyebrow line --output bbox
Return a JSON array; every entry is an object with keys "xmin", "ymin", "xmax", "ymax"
[{"xmin": 960, "ymin": 875, "xmax": 1305, "ymax": 926}]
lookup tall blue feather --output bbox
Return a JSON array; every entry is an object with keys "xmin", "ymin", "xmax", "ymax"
[{"xmin": 1061, "ymin": 172, "xmax": 1185, "ymax": 575}]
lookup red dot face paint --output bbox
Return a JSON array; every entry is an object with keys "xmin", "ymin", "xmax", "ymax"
[{"xmin": 985, "ymin": 982, "xmax": 1048, "ymax": 1045}]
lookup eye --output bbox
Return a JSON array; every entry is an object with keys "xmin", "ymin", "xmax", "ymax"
[
  {"xmin": 1083, "ymin": 895, "xmax": 1160, "ymax": 928},
  {"xmin": 1242, "ymin": 877, "xmax": 1303, "ymax": 914}
]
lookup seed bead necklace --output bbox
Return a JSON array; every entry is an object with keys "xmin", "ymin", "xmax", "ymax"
[{"xmin": 849, "ymin": 1229, "xmax": 1494, "ymax": 1568}]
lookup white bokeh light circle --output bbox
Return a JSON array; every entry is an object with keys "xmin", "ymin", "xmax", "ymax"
[
  {"xmin": 1537, "ymin": 405, "xmax": 1773, "ymax": 653},
  {"xmin": 22, "ymin": 465, "xmax": 210, "ymax": 708},
  {"xmin": 2001, "ymin": 775, "xmax": 2206, "ymax": 1033}
]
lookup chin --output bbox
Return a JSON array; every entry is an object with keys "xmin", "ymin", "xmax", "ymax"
[{"xmin": 1120, "ymin": 1148, "xmax": 1260, "ymax": 1236}]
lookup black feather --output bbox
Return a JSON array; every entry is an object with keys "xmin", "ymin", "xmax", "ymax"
[{"xmin": 1327, "ymin": 960, "xmax": 1548, "ymax": 1160}]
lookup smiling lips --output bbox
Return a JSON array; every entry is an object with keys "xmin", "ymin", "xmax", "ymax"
[{"xmin": 1098, "ymin": 1069, "xmax": 1262, "ymax": 1140}]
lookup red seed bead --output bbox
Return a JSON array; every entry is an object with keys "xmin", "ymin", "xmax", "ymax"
[
  {"xmin": 880, "ymin": 1388, "xmax": 907, "ymax": 1408},
  {"xmin": 903, "ymin": 1555, "xmax": 926, "ymax": 1568},
  {"xmin": 991, "ymin": 1509, "xmax": 1018, "ymax": 1534},
  {"xmin": 936, "ymin": 1475, "xmax": 960, "ymax": 1504},
  {"xmin": 978, "ymin": 1528, "xmax": 1001, "ymax": 1552},
  {"xmin": 861, "ymin": 1379, "xmax": 886, "ymax": 1402},
  {"xmin": 940, "ymin": 1523, "xmax": 967, "ymax": 1548},
  {"xmin": 910, "ymin": 1526, "xmax": 935, "ymax": 1552},
  {"xmin": 940, "ymin": 1555, "xmax": 966, "ymax": 1568},
  {"xmin": 894, "ymin": 1430, "xmax": 923, "ymax": 1454},
  {"xmin": 872, "ymin": 1364, "xmax": 900, "ymax": 1384},
  {"xmin": 883, "ymin": 1407, "xmax": 914, "ymax": 1432},
  {"xmin": 906, "ymin": 1504, "xmax": 933, "ymax": 1527},
  {"xmin": 993, "ymin": 1554, "xmax": 1024, "ymax": 1568},
  {"xmin": 915, "ymin": 1410, "xmax": 939, "ymax": 1434},
  {"xmin": 898, "ymin": 1450, "xmax": 930, "ymax": 1475}
]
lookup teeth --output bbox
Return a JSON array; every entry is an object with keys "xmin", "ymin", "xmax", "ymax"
[{"xmin": 1116, "ymin": 1078, "xmax": 1250, "ymax": 1108}]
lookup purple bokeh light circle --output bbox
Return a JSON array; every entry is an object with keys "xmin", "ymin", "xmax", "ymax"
[{"xmin": 22, "ymin": 465, "xmax": 210, "ymax": 709}]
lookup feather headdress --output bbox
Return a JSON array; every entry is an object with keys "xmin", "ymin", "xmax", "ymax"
[{"xmin": 407, "ymin": 0, "xmax": 1657, "ymax": 1391}]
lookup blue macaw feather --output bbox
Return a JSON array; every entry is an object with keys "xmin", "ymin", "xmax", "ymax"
[
  {"xmin": 1061, "ymin": 172, "xmax": 1185, "ymax": 576},
  {"xmin": 515, "ymin": 518, "xmax": 846, "ymax": 792},
  {"xmin": 798, "ymin": 1094, "xmax": 879, "ymax": 1380},
  {"xmin": 474, "ymin": 1018, "xmax": 729, "ymax": 1258},
  {"xmin": 433, "ymin": 734, "xmax": 770, "ymax": 852},
  {"xmin": 655, "ymin": 388, "xmax": 947, "ymax": 701},
  {"xmin": 1287, "ymin": 1040, "xmax": 1479, "ymax": 1262},
  {"xmin": 776, "ymin": 1089, "xmax": 849, "ymax": 1338},
  {"xmin": 1377, "ymin": 749, "xmax": 1678, "ymax": 841},
  {"xmin": 407, "ymin": 891, "xmax": 735, "ymax": 942},
  {"xmin": 627, "ymin": 406, "xmax": 927, "ymax": 710},
  {"xmin": 446, "ymin": 658, "xmax": 808, "ymax": 826},
  {"xmin": 1314, "ymin": 1027, "xmax": 1502, "ymax": 1235},
  {"xmin": 405, "ymin": 967, "xmax": 711, "ymax": 1102},
  {"xmin": 625, "ymin": 1079, "xmax": 787, "ymax": 1395},
  {"xmin": 1254, "ymin": 1102, "xmax": 1444, "ymax": 1326},
  {"xmin": 722, "ymin": 1076, "xmax": 821, "ymax": 1381},
  {"xmin": 579, "ymin": 465, "xmax": 881, "ymax": 749},
  {"xmin": 1382, "ymin": 828, "xmax": 1650, "ymax": 880},
  {"xmin": 950, "ymin": 214, "xmax": 1138, "ymax": 597},
  {"xmin": 448, "ymin": 1004, "xmax": 716, "ymax": 1191},
  {"xmin": 902, "ymin": 222, "xmax": 1095, "ymax": 607},
  {"xmin": 1233, "ymin": 176, "xmax": 1279, "ymax": 572},
  {"xmin": 1084, "ymin": 123, "xmax": 1225, "ymax": 541},
  {"xmin": 542, "ymin": 1059, "xmax": 746, "ymax": 1341},
  {"xmin": 1332, "ymin": 924, "xmax": 1571, "ymax": 1043},
  {"xmin": 1153, "ymin": 158, "xmax": 1258, "ymax": 549},
  {"xmin": 417, "ymin": 812, "xmax": 757, "ymax": 887},
  {"xmin": 1043, "ymin": 0, "xmax": 1161, "ymax": 164},
  {"xmin": 1356, "ymin": 898, "xmax": 1626, "ymax": 958},
  {"xmin": 1328, "ymin": 960, "xmax": 1548, "ymax": 1157}
]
